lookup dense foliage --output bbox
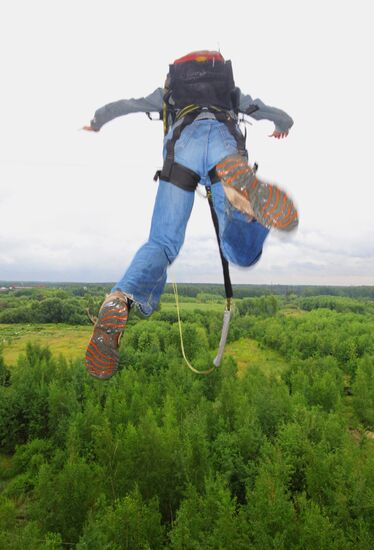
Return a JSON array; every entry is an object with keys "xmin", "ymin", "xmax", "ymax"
[
  {"xmin": 0, "ymin": 285, "xmax": 373, "ymax": 548},
  {"xmin": 1, "ymin": 284, "xmax": 373, "ymax": 324}
]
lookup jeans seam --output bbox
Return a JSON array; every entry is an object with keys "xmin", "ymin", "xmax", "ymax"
[
  {"xmin": 204, "ymin": 122, "xmax": 213, "ymax": 175},
  {"xmin": 143, "ymin": 271, "xmax": 166, "ymax": 313},
  {"xmin": 218, "ymin": 123, "xmax": 238, "ymax": 151}
]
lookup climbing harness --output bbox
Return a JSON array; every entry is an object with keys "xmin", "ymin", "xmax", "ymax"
[{"xmin": 147, "ymin": 52, "xmax": 260, "ymax": 372}]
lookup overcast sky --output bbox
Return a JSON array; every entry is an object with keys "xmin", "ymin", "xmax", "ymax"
[{"xmin": 1, "ymin": 0, "xmax": 373, "ymax": 285}]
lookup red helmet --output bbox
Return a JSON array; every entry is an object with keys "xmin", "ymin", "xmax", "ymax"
[{"xmin": 173, "ymin": 50, "xmax": 224, "ymax": 64}]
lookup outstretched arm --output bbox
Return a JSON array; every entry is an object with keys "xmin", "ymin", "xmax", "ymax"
[
  {"xmin": 239, "ymin": 91, "xmax": 294, "ymax": 138},
  {"xmin": 84, "ymin": 88, "xmax": 164, "ymax": 131}
]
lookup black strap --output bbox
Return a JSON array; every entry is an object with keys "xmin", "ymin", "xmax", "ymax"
[
  {"xmin": 161, "ymin": 111, "xmax": 201, "ymax": 181},
  {"xmin": 245, "ymin": 104, "xmax": 260, "ymax": 116},
  {"xmin": 155, "ymin": 163, "xmax": 200, "ymax": 192},
  {"xmin": 206, "ymin": 186, "xmax": 233, "ymax": 300}
]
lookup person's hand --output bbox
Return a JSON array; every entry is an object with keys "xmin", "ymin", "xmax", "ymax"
[
  {"xmin": 82, "ymin": 125, "xmax": 99, "ymax": 132},
  {"xmin": 269, "ymin": 129, "xmax": 289, "ymax": 139}
]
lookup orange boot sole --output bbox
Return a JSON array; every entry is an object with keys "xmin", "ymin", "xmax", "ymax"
[{"xmin": 85, "ymin": 292, "xmax": 129, "ymax": 379}]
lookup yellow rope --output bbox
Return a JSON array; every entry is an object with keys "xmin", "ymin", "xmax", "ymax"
[
  {"xmin": 176, "ymin": 104, "xmax": 201, "ymax": 120},
  {"xmin": 172, "ymin": 281, "xmax": 216, "ymax": 376}
]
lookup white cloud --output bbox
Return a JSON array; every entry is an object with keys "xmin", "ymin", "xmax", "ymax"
[{"xmin": 0, "ymin": 0, "xmax": 373, "ymax": 286}]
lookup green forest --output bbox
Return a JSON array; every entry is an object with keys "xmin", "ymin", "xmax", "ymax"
[{"xmin": 0, "ymin": 284, "xmax": 374, "ymax": 549}]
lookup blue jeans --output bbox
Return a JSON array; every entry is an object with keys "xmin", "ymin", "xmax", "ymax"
[{"xmin": 112, "ymin": 119, "xmax": 269, "ymax": 315}]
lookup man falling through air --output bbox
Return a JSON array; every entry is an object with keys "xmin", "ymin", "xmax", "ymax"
[{"xmin": 83, "ymin": 50, "xmax": 297, "ymax": 379}]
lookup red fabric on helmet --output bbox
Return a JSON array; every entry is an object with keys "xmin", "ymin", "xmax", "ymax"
[{"xmin": 173, "ymin": 51, "xmax": 225, "ymax": 64}]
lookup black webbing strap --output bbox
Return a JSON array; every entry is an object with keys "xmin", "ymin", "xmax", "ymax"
[
  {"xmin": 156, "ymin": 162, "xmax": 200, "ymax": 192},
  {"xmin": 206, "ymin": 186, "xmax": 233, "ymax": 300},
  {"xmin": 161, "ymin": 111, "xmax": 201, "ymax": 182},
  {"xmin": 245, "ymin": 104, "xmax": 260, "ymax": 116}
]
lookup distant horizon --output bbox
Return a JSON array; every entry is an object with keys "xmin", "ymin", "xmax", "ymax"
[{"xmin": 1, "ymin": 280, "xmax": 374, "ymax": 289}]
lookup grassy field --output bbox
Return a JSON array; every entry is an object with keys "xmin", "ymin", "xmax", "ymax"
[
  {"xmin": 0, "ymin": 298, "xmax": 223, "ymax": 365},
  {"xmin": 0, "ymin": 324, "xmax": 92, "ymax": 365},
  {"xmin": 225, "ymin": 337, "xmax": 289, "ymax": 378},
  {"xmin": 160, "ymin": 300, "xmax": 225, "ymax": 313},
  {"xmin": 0, "ymin": 324, "xmax": 288, "ymax": 380},
  {"xmin": 1, "ymin": 296, "xmax": 284, "ymax": 378}
]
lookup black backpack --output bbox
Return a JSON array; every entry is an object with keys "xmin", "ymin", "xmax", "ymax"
[{"xmin": 167, "ymin": 58, "xmax": 239, "ymax": 112}]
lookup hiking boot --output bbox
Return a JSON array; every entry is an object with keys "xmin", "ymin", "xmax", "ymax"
[
  {"xmin": 85, "ymin": 290, "xmax": 129, "ymax": 379},
  {"xmin": 216, "ymin": 154, "xmax": 298, "ymax": 231}
]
